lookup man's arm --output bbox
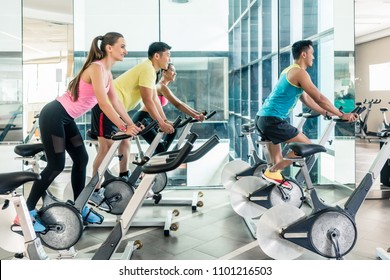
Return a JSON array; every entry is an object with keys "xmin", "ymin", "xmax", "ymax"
[
  {"xmin": 107, "ymin": 80, "xmax": 141, "ymax": 135},
  {"xmin": 299, "ymin": 92, "xmax": 327, "ymax": 116},
  {"xmin": 297, "ymin": 70, "xmax": 357, "ymax": 121},
  {"xmin": 140, "ymin": 86, "xmax": 173, "ymax": 133}
]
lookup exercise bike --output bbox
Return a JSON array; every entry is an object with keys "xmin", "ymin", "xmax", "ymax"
[
  {"xmin": 355, "ymin": 99, "xmax": 381, "ymax": 140},
  {"xmin": 227, "ymin": 112, "xmax": 329, "ymax": 219},
  {"xmin": 228, "ymin": 107, "xmax": 365, "ymax": 232},
  {"xmin": 10, "ymin": 121, "xmax": 156, "ymax": 252},
  {"xmin": 0, "ymin": 171, "xmax": 48, "ymax": 260},
  {"xmin": 101, "ymin": 112, "xmax": 216, "ymax": 212},
  {"xmin": 256, "ymin": 133, "xmax": 390, "ymax": 259},
  {"xmin": 221, "ymin": 110, "xmax": 320, "ymax": 191},
  {"xmin": 377, "ymin": 105, "xmax": 390, "ymax": 137},
  {"xmin": 93, "ymin": 116, "xmax": 188, "ymax": 212},
  {"xmin": 91, "ymin": 132, "xmax": 199, "ymax": 260}
]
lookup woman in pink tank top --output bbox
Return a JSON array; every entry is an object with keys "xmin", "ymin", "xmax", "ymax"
[{"xmin": 22, "ymin": 32, "xmax": 141, "ymax": 231}]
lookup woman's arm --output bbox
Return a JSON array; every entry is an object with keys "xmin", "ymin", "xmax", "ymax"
[
  {"xmin": 89, "ymin": 64, "xmax": 139, "ymax": 134},
  {"xmin": 158, "ymin": 84, "xmax": 205, "ymax": 121}
]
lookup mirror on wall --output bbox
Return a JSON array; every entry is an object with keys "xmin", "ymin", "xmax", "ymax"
[
  {"xmin": 73, "ymin": 0, "xmax": 229, "ymax": 187},
  {"xmin": 0, "ymin": 0, "xmax": 22, "ymax": 143},
  {"xmin": 22, "ymin": 0, "xmax": 73, "ymax": 143}
]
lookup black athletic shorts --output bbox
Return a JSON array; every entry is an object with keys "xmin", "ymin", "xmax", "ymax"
[
  {"xmin": 255, "ymin": 115, "xmax": 299, "ymax": 144},
  {"xmin": 90, "ymin": 104, "xmax": 118, "ymax": 139}
]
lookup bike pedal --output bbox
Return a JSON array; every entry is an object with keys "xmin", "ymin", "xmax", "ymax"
[{"xmin": 10, "ymin": 224, "xmax": 23, "ymax": 236}]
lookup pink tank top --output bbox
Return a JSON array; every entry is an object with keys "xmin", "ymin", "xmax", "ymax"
[
  {"xmin": 57, "ymin": 61, "xmax": 110, "ymax": 118},
  {"xmin": 158, "ymin": 95, "xmax": 169, "ymax": 107}
]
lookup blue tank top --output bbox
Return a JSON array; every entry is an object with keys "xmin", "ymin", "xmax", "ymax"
[{"xmin": 257, "ymin": 64, "xmax": 304, "ymax": 119}]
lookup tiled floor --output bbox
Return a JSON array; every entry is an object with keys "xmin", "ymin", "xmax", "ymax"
[{"xmin": 1, "ymin": 138, "xmax": 390, "ymax": 260}]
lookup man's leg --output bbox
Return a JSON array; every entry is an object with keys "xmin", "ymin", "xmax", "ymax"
[
  {"xmin": 92, "ymin": 137, "xmax": 113, "ymax": 177},
  {"xmin": 267, "ymin": 142, "xmax": 282, "ymax": 166},
  {"xmin": 263, "ymin": 132, "xmax": 311, "ymax": 188},
  {"xmin": 270, "ymin": 132, "xmax": 311, "ymax": 171},
  {"xmin": 118, "ymin": 139, "xmax": 131, "ymax": 177}
]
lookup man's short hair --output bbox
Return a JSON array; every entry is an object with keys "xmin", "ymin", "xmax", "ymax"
[
  {"xmin": 292, "ymin": 40, "xmax": 313, "ymax": 60},
  {"xmin": 148, "ymin": 42, "xmax": 171, "ymax": 58}
]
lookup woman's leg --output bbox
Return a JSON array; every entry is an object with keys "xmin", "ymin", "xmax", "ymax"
[
  {"xmin": 64, "ymin": 121, "xmax": 88, "ymax": 200},
  {"xmin": 26, "ymin": 102, "xmax": 67, "ymax": 211}
]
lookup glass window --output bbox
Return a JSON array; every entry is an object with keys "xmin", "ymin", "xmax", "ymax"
[
  {"xmin": 318, "ymin": 0, "xmax": 333, "ymax": 32},
  {"xmin": 262, "ymin": 0, "xmax": 273, "ymax": 56},
  {"xmin": 217, "ymin": 0, "xmax": 355, "ymax": 185},
  {"xmin": 261, "ymin": 58, "xmax": 273, "ymax": 102},
  {"xmin": 303, "ymin": 0, "xmax": 318, "ymax": 38},
  {"xmin": 241, "ymin": 66, "xmax": 249, "ymax": 117},
  {"xmin": 249, "ymin": 3, "xmax": 259, "ymax": 61},
  {"xmin": 279, "ymin": 0, "xmax": 291, "ymax": 48},
  {"xmin": 241, "ymin": 0, "xmax": 248, "ymax": 12},
  {"xmin": 241, "ymin": 16, "xmax": 249, "ymax": 65},
  {"xmin": 250, "ymin": 63, "xmax": 259, "ymax": 118}
]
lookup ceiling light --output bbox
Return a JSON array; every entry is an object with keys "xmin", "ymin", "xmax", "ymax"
[{"xmin": 170, "ymin": 0, "xmax": 191, "ymax": 3}]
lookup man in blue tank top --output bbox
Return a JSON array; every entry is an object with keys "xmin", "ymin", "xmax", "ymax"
[{"xmin": 256, "ymin": 40, "xmax": 358, "ymax": 187}]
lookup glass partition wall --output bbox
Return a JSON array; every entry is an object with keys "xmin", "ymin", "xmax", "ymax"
[
  {"xmin": 74, "ymin": 0, "xmax": 229, "ymax": 187},
  {"xmin": 0, "ymin": 0, "xmax": 23, "ymax": 143},
  {"xmin": 228, "ymin": 0, "xmax": 356, "ymax": 186},
  {"xmin": 6, "ymin": 0, "xmax": 355, "ymax": 186}
]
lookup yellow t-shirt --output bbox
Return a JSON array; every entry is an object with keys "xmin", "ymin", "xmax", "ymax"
[{"xmin": 114, "ymin": 59, "xmax": 156, "ymax": 111}]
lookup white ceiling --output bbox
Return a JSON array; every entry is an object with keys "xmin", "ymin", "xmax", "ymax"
[
  {"xmin": 22, "ymin": 0, "xmax": 390, "ymax": 61},
  {"xmin": 23, "ymin": 0, "xmax": 72, "ymax": 63},
  {"xmin": 355, "ymin": 0, "xmax": 390, "ymax": 43}
]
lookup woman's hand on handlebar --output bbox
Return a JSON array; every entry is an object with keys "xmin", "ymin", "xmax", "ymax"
[
  {"xmin": 125, "ymin": 123, "xmax": 142, "ymax": 136},
  {"xmin": 194, "ymin": 114, "xmax": 206, "ymax": 122}
]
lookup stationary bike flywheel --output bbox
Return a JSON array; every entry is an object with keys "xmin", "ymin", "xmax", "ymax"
[
  {"xmin": 257, "ymin": 203, "xmax": 306, "ymax": 260},
  {"xmin": 252, "ymin": 163, "xmax": 267, "ymax": 178},
  {"xmin": 230, "ymin": 176, "xmax": 268, "ymax": 218},
  {"xmin": 38, "ymin": 203, "xmax": 83, "ymax": 250},
  {"xmin": 221, "ymin": 160, "xmax": 251, "ymax": 190},
  {"xmin": 151, "ymin": 172, "xmax": 168, "ymax": 194},
  {"xmin": 103, "ymin": 178, "xmax": 135, "ymax": 215},
  {"xmin": 310, "ymin": 211, "xmax": 357, "ymax": 259},
  {"xmin": 268, "ymin": 180, "xmax": 304, "ymax": 209}
]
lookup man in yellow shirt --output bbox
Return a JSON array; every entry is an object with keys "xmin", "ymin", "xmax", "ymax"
[{"xmin": 89, "ymin": 42, "xmax": 174, "ymax": 208}]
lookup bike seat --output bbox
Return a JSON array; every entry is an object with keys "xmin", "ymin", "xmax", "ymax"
[
  {"xmin": 380, "ymin": 108, "xmax": 388, "ymax": 112},
  {"xmin": 87, "ymin": 129, "xmax": 98, "ymax": 140},
  {"xmin": 14, "ymin": 143, "xmax": 45, "ymax": 157},
  {"xmin": 288, "ymin": 142, "xmax": 327, "ymax": 158},
  {"xmin": 0, "ymin": 172, "xmax": 40, "ymax": 194},
  {"xmin": 241, "ymin": 122, "xmax": 255, "ymax": 133}
]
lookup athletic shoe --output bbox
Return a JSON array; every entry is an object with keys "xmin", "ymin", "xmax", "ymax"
[
  {"xmin": 82, "ymin": 206, "xmax": 104, "ymax": 224},
  {"xmin": 13, "ymin": 209, "xmax": 46, "ymax": 233},
  {"xmin": 262, "ymin": 169, "xmax": 293, "ymax": 189},
  {"xmin": 119, "ymin": 170, "xmax": 131, "ymax": 181},
  {"xmin": 88, "ymin": 188, "xmax": 110, "ymax": 211}
]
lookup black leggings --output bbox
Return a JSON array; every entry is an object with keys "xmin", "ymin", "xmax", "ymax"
[
  {"xmin": 132, "ymin": 110, "xmax": 176, "ymax": 155},
  {"xmin": 26, "ymin": 100, "xmax": 88, "ymax": 210}
]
